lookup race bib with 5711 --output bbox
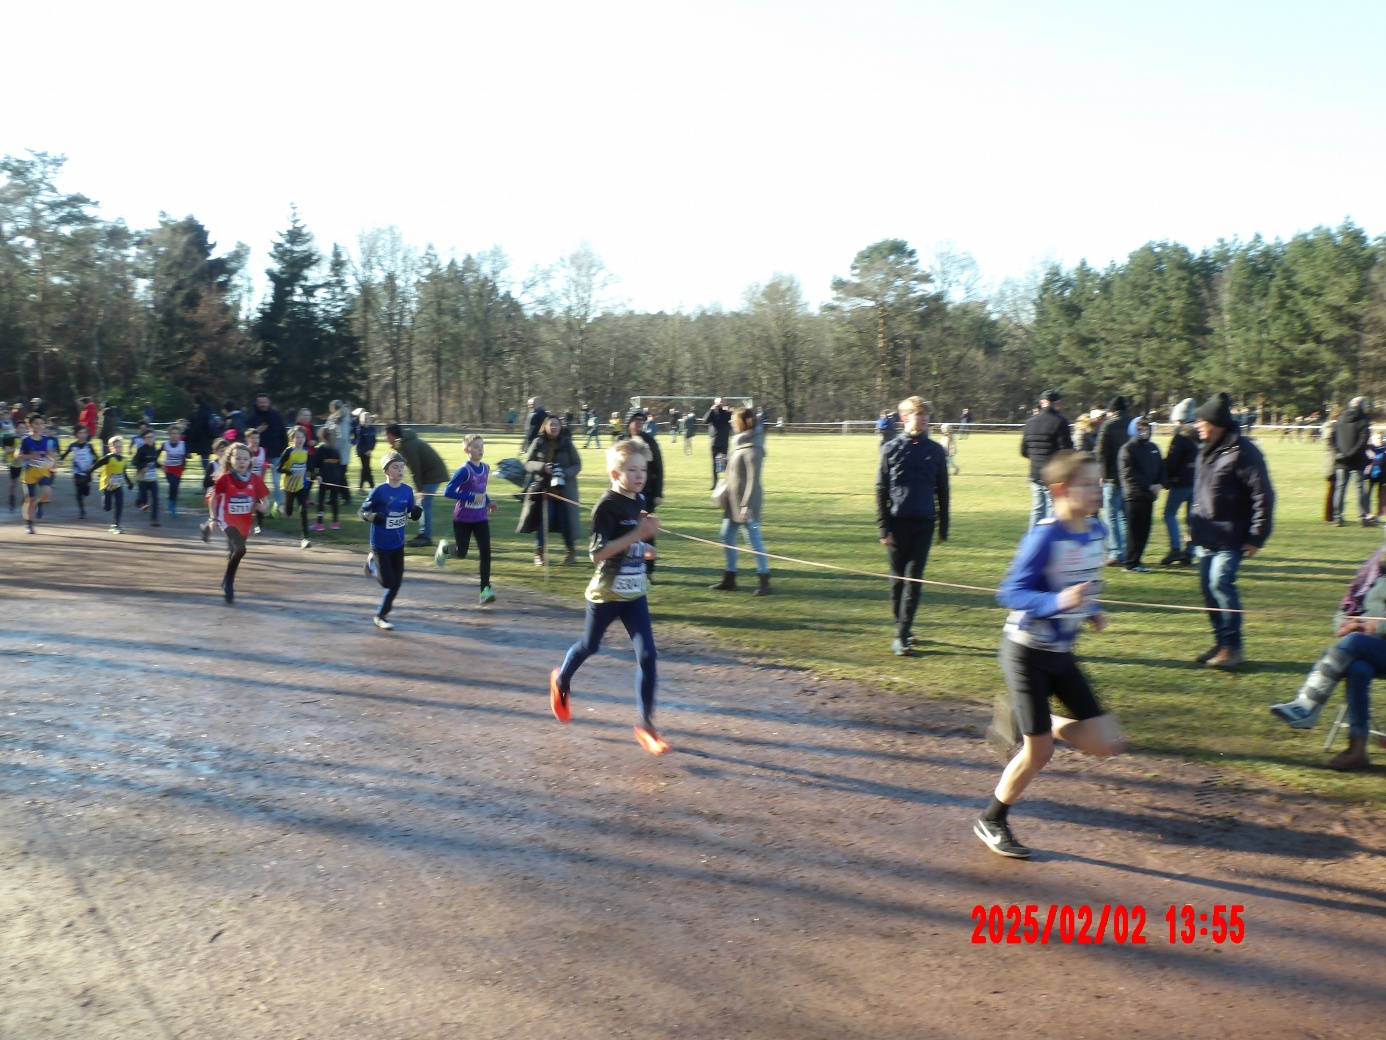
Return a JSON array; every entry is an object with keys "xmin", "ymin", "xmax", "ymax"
[{"xmin": 228, "ymin": 496, "xmax": 252, "ymax": 515}]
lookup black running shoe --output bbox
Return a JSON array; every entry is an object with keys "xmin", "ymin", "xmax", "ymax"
[{"xmin": 973, "ymin": 816, "xmax": 1030, "ymax": 859}]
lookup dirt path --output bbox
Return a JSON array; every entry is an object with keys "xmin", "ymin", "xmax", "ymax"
[{"xmin": 2, "ymin": 509, "xmax": 1385, "ymax": 1039}]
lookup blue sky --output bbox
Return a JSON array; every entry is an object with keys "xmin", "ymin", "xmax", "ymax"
[{"xmin": 3, "ymin": 0, "xmax": 1383, "ymax": 310}]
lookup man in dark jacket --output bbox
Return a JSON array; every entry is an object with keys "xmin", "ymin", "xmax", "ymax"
[
  {"xmin": 185, "ymin": 394, "xmax": 214, "ymax": 470},
  {"xmin": 1332, "ymin": 396, "xmax": 1374, "ymax": 527},
  {"xmin": 1094, "ymin": 396, "xmax": 1132, "ymax": 564},
  {"xmin": 704, "ymin": 398, "xmax": 734, "ymax": 489},
  {"xmin": 1190, "ymin": 391, "xmax": 1275, "ymax": 669},
  {"xmin": 1118, "ymin": 418, "xmax": 1165, "ymax": 571},
  {"xmin": 876, "ymin": 396, "xmax": 950, "ymax": 657},
  {"xmin": 249, "ymin": 393, "xmax": 287, "ymax": 507},
  {"xmin": 1020, "ymin": 388, "xmax": 1073, "ymax": 527},
  {"xmin": 616, "ymin": 408, "xmax": 664, "ymax": 576},
  {"xmin": 522, "ymin": 397, "xmax": 547, "ymax": 455},
  {"xmin": 384, "ymin": 423, "xmax": 451, "ymax": 546}
]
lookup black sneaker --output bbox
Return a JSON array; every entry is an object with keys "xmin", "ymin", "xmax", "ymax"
[{"xmin": 973, "ymin": 816, "xmax": 1031, "ymax": 859}]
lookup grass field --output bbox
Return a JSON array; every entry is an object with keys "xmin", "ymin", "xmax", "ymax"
[{"xmin": 266, "ymin": 427, "xmax": 1386, "ymax": 806}]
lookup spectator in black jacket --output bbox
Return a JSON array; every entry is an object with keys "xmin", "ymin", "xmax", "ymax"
[
  {"xmin": 1020, "ymin": 388, "xmax": 1073, "ymax": 527},
  {"xmin": 1094, "ymin": 396, "xmax": 1132, "ymax": 565},
  {"xmin": 704, "ymin": 398, "xmax": 733, "ymax": 489},
  {"xmin": 1118, "ymin": 418, "xmax": 1165, "ymax": 571},
  {"xmin": 1332, "ymin": 396, "xmax": 1374, "ymax": 527},
  {"xmin": 616, "ymin": 408, "xmax": 664, "ymax": 576},
  {"xmin": 1191, "ymin": 391, "xmax": 1275, "ymax": 670},
  {"xmin": 522, "ymin": 397, "xmax": 547, "ymax": 455},
  {"xmin": 876, "ymin": 396, "xmax": 950, "ymax": 657},
  {"xmin": 249, "ymin": 393, "xmax": 287, "ymax": 508},
  {"xmin": 1161, "ymin": 398, "xmax": 1199, "ymax": 565},
  {"xmin": 185, "ymin": 394, "xmax": 215, "ymax": 470}
]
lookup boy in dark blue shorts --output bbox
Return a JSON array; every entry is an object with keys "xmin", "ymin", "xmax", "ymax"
[{"xmin": 976, "ymin": 450, "xmax": 1125, "ymax": 859}]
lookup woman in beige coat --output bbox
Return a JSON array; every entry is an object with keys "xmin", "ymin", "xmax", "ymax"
[{"xmin": 709, "ymin": 407, "xmax": 771, "ymax": 595}]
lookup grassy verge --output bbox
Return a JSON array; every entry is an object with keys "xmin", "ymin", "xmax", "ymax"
[{"xmin": 264, "ymin": 428, "xmax": 1386, "ymax": 807}]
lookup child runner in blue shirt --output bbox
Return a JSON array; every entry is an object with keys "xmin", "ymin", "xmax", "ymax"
[
  {"xmin": 360, "ymin": 450, "xmax": 422, "ymax": 630},
  {"xmin": 435, "ymin": 433, "xmax": 498, "ymax": 605},
  {"xmin": 548, "ymin": 438, "xmax": 667, "ymax": 754},
  {"xmin": 976, "ymin": 450, "xmax": 1125, "ymax": 859}
]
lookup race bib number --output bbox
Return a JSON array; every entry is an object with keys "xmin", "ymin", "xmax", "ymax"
[
  {"xmin": 291, "ymin": 463, "xmax": 306, "ymax": 478},
  {"xmin": 465, "ymin": 493, "xmax": 485, "ymax": 510},
  {"xmin": 386, "ymin": 513, "xmax": 406, "ymax": 529},
  {"xmin": 142, "ymin": 465, "xmax": 157, "ymax": 481},
  {"xmin": 228, "ymin": 496, "xmax": 253, "ymax": 515},
  {"xmin": 613, "ymin": 567, "xmax": 646, "ymax": 597}
]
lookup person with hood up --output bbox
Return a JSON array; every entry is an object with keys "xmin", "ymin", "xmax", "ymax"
[
  {"xmin": 1190, "ymin": 391, "xmax": 1275, "ymax": 670},
  {"xmin": 1332, "ymin": 396, "xmax": 1375, "ymax": 527},
  {"xmin": 1161, "ymin": 398, "xmax": 1199, "ymax": 565},
  {"xmin": 1117, "ymin": 418, "xmax": 1164, "ymax": 571},
  {"xmin": 1094, "ymin": 396, "xmax": 1132, "ymax": 565}
]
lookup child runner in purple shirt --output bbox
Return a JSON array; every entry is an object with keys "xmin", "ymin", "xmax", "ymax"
[{"xmin": 435, "ymin": 434, "xmax": 498, "ymax": 605}]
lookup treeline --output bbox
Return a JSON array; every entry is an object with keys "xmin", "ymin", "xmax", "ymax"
[{"xmin": 3, "ymin": 151, "xmax": 1384, "ymax": 426}]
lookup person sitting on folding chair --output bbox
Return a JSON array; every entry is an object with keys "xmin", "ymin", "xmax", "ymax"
[{"xmin": 1271, "ymin": 540, "xmax": 1386, "ymax": 770}]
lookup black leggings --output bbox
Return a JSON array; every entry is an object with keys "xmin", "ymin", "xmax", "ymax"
[
  {"xmin": 224, "ymin": 527, "xmax": 247, "ymax": 588},
  {"xmin": 284, "ymin": 485, "xmax": 311, "ymax": 537},
  {"xmin": 357, "ymin": 452, "xmax": 374, "ymax": 488},
  {"xmin": 317, "ymin": 483, "xmax": 345, "ymax": 523},
  {"xmin": 166, "ymin": 474, "xmax": 181, "ymax": 510},
  {"xmin": 375, "ymin": 546, "xmax": 404, "ymax": 617},
  {"xmin": 103, "ymin": 486, "xmax": 124, "ymax": 526},
  {"xmin": 451, "ymin": 520, "xmax": 492, "ymax": 588},
  {"xmin": 73, "ymin": 474, "xmax": 91, "ymax": 514}
]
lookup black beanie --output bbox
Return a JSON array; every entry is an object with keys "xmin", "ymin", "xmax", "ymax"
[
  {"xmin": 1107, "ymin": 395, "xmax": 1127, "ymax": 412},
  {"xmin": 1196, "ymin": 391, "xmax": 1235, "ymax": 427}
]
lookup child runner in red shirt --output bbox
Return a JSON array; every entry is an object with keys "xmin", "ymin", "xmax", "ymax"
[{"xmin": 208, "ymin": 442, "xmax": 270, "ymax": 604}]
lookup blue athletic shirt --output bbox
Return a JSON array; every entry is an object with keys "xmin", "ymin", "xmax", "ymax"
[
  {"xmin": 364, "ymin": 481, "xmax": 416, "ymax": 551},
  {"xmin": 998, "ymin": 516, "xmax": 1107, "ymax": 653}
]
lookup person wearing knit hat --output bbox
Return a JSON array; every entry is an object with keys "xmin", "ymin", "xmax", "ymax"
[
  {"xmin": 1188, "ymin": 391, "xmax": 1275, "ymax": 669},
  {"xmin": 1094, "ymin": 396, "xmax": 1132, "ymax": 565},
  {"xmin": 1160, "ymin": 404, "xmax": 1200, "ymax": 565}
]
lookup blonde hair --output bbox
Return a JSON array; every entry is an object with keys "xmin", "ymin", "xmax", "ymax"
[
  {"xmin": 1041, "ymin": 449, "xmax": 1098, "ymax": 488},
  {"xmin": 607, "ymin": 438, "xmax": 651, "ymax": 471},
  {"xmin": 897, "ymin": 396, "xmax": 932, "ymax": 418},
  {"xmin": 226, "ymin": 442, "xmax": 252, "ymax": 465},
  {"xmin": 462, "ymin": 433, "xmax": 484, "ymax": 450},
  {"xmin": 732, "ymin": 407, "xmax": 756, "ymax": 433}
]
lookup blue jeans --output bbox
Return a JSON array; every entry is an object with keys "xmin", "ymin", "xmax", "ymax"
[
  {"xmin": 535, "ymin": 495, "xmax": 574, "ymax": 550},
  {"xmin": 1029, "ymin": 481, "xmax": 1052, "ymax": 528},
  {"xmin": 720, "ymin": 517, "xmax": 769, "ymax": 574},
  {"xmin": 1164, "ymin": 486, "xmax": 1193, "ymax": 552},
  {"xmin": 267, "ymin": 466, "xmax": 283, "ymax": 508},
  {"xmin": 558, "ymin": 597, "xmax": 657, "ymax": 726},
  {"xmin": 1197, "ymin": 548, "xmax": 1244, "ymax": 649},
  {"xmin": 1339, "ymin": 633, "xmax": 1386, "ymax": 739},
  {"xmin": 1102, "ymin": 481, "xmax": 1127, "ymax": 560},
  {"xmin": 419, "ymin": 482, "xmax": 440, "ymax": 540},
  {"xmin": 1333, "ymin": 467, "xmax": 1370, "ymax": 521}
]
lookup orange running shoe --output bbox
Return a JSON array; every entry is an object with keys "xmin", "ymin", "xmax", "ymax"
[
  {"xmin": 549, "ymin": 668, "xmax": 570, "ymax": 723},
  {"xmin": 633, "ymin": 724, "xmax": 670, "ymax": 755}
]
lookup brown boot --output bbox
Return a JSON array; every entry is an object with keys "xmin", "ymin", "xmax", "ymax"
[
  {"xmin": 1207, "ymin": 648, "xmax": 1244, "ymax": 670},
  {"xmin": 562, "ymin": 548, "xmax": 577, "ymax": 565},
  {"xmin": 709, "ymin": 571, "xmax": 736, "ymax": 591},
  {"xmin": 752, "ymin": 573, "xmax": 772, "ymax": 596},
  {"xmin": 1195, "ymin": 645, "xmax": 1222, "ymax": 664},
  {"xmin": 1326, "ymin": 736, "xmax": 1369, "ymax": 771}
]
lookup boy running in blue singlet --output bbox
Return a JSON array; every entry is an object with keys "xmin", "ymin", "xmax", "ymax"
[
  {"xmin": 548, "ymin": 438, "xmax": 668, "ymax": 754},
  {"xmin": 360, "ymin": 451, "xmax": 422, "ymax": 630},
  {"xmin": 975, "ymin": 450, "xmax": 1125, "ymax": 859}
]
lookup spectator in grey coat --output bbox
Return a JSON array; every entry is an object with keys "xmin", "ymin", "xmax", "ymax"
[{"xmin": 1332, "ymin": 396, "xmax": 1375, "ymax": 527}]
